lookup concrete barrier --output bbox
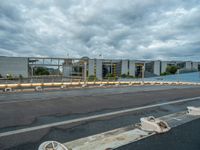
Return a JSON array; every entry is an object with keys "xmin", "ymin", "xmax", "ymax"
[
  {"xmin": 35, "ymin": 86, "xmax": 43, "ymax": 91},
  {"xmin": 38, "ymin": 141, "xmax": 69, "ymax": 150},
  {"xmin": 38, "ymin": 106, "xmax": 200, "ymax": 150},
  {"xmin": 3, "ymin": 87, "xmax": 13, "ymax": 92},
  {"xmin": 139, "ymin": 116, "xmax": 170, "ymax": 133},
  {"xmin": 187, "ymin": 106, "xmax": 200, "ymax": 116},
  {"xmin": 0, "ymin": 81, "xmax": 199, "ymax": 91}
]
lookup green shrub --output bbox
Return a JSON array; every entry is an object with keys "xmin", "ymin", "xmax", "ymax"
[
  {"xmin": 160, "ymin": 72, "xmax": 170, "ymax": 76},
  {"xmin": 166, "ymin": 66, "xmax": 178, "ymax": 74},
  {"xmin": 121, "ymin": 74, "xmax": 127, "ymax": 78},
  {"xmin": 161, "ymin": 66, "xmax": 178, "ymax": 76},
  {"xmin": 105, "ymin": 73, "xmax": 114, "ymax": 78},
  {"xmin": 87, "ymin": 75, "xmax": 97, "ymax": 81},
  {"xmin": 105, "ymin": 73, "xmax": 117, "ymax": 81},
  {"xmin": 6, "ymin": 74, "xmax": 13, "ymax": 80},
  {"xmin": 19, "ymin": 74, "xmax": 23, "ymax": 79},
  {"xmin": 121, "ymin": 74, "xmax": 134, "ymax": 78},
  {"xmin": 35, "ymin": 67, "xmax": 50, "ymax": 75}
]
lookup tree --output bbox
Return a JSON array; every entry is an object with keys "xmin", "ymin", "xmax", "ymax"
[
  {"xmin": 121, "ymin": 74, "xmax": 127, "ymax": 78},
  {"xmin": 6, "ymin": 74, "xmax": 13, "ymax": 80},
  {"xmin": 105, "ymin": 73, "xmax": 117, "ymax": 81},
  {"xmin": 105, "ymin": 73, "xmax": 114, "ymax": 78},
  {"xmin": 166, "ymin": 66, "xmax": 178, "ymax": 74},
  {"xmin": 35, "ymin": 67, "xmax": 50, "ymax": 75},
  {"xmin": 87, "ymin": 75, "xmax": 97, "ymax": 81},
  {"xmin": 121, "ymin": 74, "xmax": 134, "ymax": 78}
]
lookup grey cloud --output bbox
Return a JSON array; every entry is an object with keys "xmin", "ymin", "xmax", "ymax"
[{"xmin": 0, "ymin": 0, "xmax": 200, "ymax": 60}]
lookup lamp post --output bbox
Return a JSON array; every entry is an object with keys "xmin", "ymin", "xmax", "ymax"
[
  {"xmin": 84, "ymin": 61, "xmax": 87, "ymax": 82},
  {"xmin": 142, "ymin": 65, "xmax": 145, "ymax": 85},
  {"xmin": 30, "ymin": 65, "xmax": 35, "ymax": 83},
  {"xmin": 177, "ymin": 69, "xmax": 180, "ymax": 82}
]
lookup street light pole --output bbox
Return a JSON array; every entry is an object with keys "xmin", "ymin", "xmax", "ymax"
[
  {"xmin": 177, "ymin": 69, "xmax": 180, "ymax": 82},
  {"xmin": 142, "ymin": 65, "xmax": 145, "ymax": 85},
  {"xmin": 84, "ymin": 61, "xmax": 87, "ymax": 82}
]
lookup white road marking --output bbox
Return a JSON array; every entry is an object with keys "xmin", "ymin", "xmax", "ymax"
[
  {"xmin": 0, "ymin": 96, "xmax": 200, "ymax": 138},
  {"xmin": 173, "ymin": 118, "xmax": 182, "ymax": 121}
]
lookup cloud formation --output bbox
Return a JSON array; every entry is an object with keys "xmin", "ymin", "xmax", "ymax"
[{"xmin": 0, "ymin": 0, "xmax": 200, "ymax": 60}]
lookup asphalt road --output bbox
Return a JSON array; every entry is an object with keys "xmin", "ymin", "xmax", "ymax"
[
  {"xmin": 0, "ymin": 85, "xmax": 200, "ymax": 150},
  {"xmin": 117, "ymin": 119, "xmax": 200, "ymax": 150}
]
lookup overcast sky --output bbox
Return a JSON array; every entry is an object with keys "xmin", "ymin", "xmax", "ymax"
[{"xmin": 0, "ymin": 0, "xmax": 200, "ymax": 60}]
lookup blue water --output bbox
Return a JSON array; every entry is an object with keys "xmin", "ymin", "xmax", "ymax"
[{"xmin": 120, "ymin": 72, "xmax": 200, "ymax": 83}]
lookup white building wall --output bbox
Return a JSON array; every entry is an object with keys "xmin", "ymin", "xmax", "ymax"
[
  {"xmin": 192, "ymin": 62, "xmax": 198, "ymax": 70},
  {"xmin": 0, "ymin": 56, "xmax": 28, "ymax": 77},
  {"xmin": 154, "ymin": 61, "xmax": 160, "ymax": 75},
  {"xmin": 88, "ymin": 59, "xmax": 95, "ymax": 76},
  {"xmin": 121, "ymin": 60, "xmax": 129, "ymax": 75},
  {"xmin": 185, "ymin": 61, "xmax": 192, "ymax": 70},
  {"xmin": 96, "ymin": 59, "xmax": 102, "ymax": 80},
  {"xmin": 161, "ymin": 61, "xmax": 168, "ymax": 73},
  {"xmin": 63, "ymin": 65, "xmax": 72, "ymax": 77},
  {"xmin": 129, "ymin": 61, "xmax": 135, "ymax": 77}
]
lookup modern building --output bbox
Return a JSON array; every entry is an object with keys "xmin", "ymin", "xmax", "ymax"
[
  {"xmin": 0, "ymin": 56, "xmax": 29, "ymax": 78},
  {"xmin": 0, "ymin": 56, "xmax": 199, "ymax": 80},
  {"xmin": 161, "ymin": 61, "xmax": 199, "ymax": 74}
]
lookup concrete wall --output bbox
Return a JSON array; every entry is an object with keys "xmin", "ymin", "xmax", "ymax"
[
  {"xmin": 96, "ymin": 59, "xmax": 102, "ymax": 80},
  {"xmin": 154, "ymin": 61, "xmax": 160, "ymax": 75},
  {"xmin": 1, "ymin": 56, "xmax": 199, "ymax": 80},
  {"xmin": 121, "ymin": 60, "xmax": 129, "ymax": 75},
  {"xmin": 63, "ymin": 65, "xmax": 72, "ymax": 77},
  {"xmin": 199, "ymin": 63, "xmax": 200, "ymax": 71},
  {"xmin": 0, "ymin": 56, "xmax": 28, "ymax": 77},
  {"xmin": 88, "ymin": 59, "xmax": 95, "ymax": 76},
  {"xmin": 161, "ymin": 61, "xmax": 168, "ymax": 73},
  {"xmin": 129, "ymin": 61, "xmax": 135, "ymax": 77},
  {"xmin": 192, "ymin": 62, "xmax": 198, "ymax": 70},
  {"xmin": 185, "ymin": 61, "xmax": 192, "ymax": 70}
]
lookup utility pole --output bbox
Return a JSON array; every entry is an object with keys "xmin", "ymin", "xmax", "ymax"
[
  {"xmin": 31, "ymin": 65, "xmax": 35, "ymax": 83},
  {"xmin": 84, "ymin": 61, "xmax": 87, "ymax": 82},
  {"xmin": 142, "ymin": 65, "xmax": 145, "ymax": 85},
  {"xmin": 177, "ymin": 69, "xmax": 180, "ymax": 82}
]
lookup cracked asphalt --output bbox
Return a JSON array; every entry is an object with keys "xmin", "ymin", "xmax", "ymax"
[{"xmin": 0, "ymin": 85, "xmax": 200, "ymax": 150}]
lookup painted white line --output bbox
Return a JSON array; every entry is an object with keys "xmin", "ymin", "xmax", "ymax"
[{"xmin": 0, "ymin": 96, "xmax": 200, "ymax": 138}]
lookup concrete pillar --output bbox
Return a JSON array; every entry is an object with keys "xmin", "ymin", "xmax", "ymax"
[
  {"xmin": 154, "ymin": 61, "xmax": 160, "ymax": 75},
  {"xmin": 63, "ymin": 65, "xmax": 72, "ymax": 77},
  {"xmin": 199, "ymin": 63, "xmax": 200, "ymax": 71},
  {"xmin": 83, "ymin": 61, "xmax": 87, "ymax": 81},
  {"xmin": 161, "ymin": 61, "xmax": 168, "ymax": 73},
  {"xmin": 96, "ymin": 59, "xmax": 102, "ymax": 80},
  {"xmin": 185, "ymin": 61, "xmax": 192, "ymax": 70},
  {"xmin": 192, "ymin": 62, "xmax": 198, "ymax": 70},
  {"xmin": 121, "ymin": 60, "xmax": 129, "ymax": 75},
  {"xmin": 88, "ymin": 59, "xmax": 95, "ymax": 76},
  {"xmin": 129, "ymin": 61, "xmax": 135, "ymax": 77}
]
